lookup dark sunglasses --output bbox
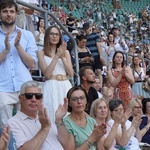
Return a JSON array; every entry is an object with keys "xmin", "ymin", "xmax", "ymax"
[{"xmin": 21, "ymin": 93, "xmax": 43, "ymax": 100}]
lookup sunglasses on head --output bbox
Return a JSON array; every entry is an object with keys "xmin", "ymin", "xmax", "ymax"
[{"xmin": 21, "ymin": 93, "xmax": 43, "ymax": 100}]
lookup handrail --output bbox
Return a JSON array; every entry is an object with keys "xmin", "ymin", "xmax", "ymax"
[{"xmin": 16, "ymin": 0, "xmax": 80, "ymax": 85}]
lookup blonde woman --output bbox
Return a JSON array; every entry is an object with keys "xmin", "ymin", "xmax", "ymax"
[
  {"xmin": 128, "ymin": 98, "xmax": 150, "ymax": 144},
  {"xmin": 90, "ymin": 98, "xmax": 130, "ymax": 150}
]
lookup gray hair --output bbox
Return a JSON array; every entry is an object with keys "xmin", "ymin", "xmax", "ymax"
[{"xmin": 20, "ymin": 81, "xmax": 43, "ymax": 94}]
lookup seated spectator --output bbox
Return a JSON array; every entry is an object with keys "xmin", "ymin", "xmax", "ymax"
[
  {"xmin": 108, "ymin": 99, "xmax": 141, "ymax": 149},
  {"xmin": 7, "ymin": 81, "xmax": 65, "ymax": 150},
  {"xmin": 128, "ymin": 98, "xmax": 150, "ymax": 144},
  {"xmin": 140, "ymin": 98, "xmax": 150, "ymax": 144},
  {"xmin": 63, "ymin": 86, "xmax": 106, "ymax": 150},
  {"xmin": 101, "ymin": 86, "xmax": 114, "ymax": 103},
  {"xmin": 90, "ymin": 98, "xmax": 131, "ymax": 149},
  {"xmin": 92, "ymin": 76, "xmax": 103, "ymax": 98},
  {"xmin": 79, "ymin": 66, "xmax": 98, "ymax": 113}
]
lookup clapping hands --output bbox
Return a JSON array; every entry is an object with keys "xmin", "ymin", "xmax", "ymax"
[
  {"xmin": 4, "ymin": 33, "xmax": 11, "ymax": 52},
  {"xmin": 14, "ymin": 30, "xmax": 21, "ymax": 48},
  {"xmin": 88, "ymin": 123, "xmax": 106, "ymax": 144},
  {"xmin": 38, "ymin": 104, "xmax": 51, "ymax": 130},
  {"xmin": 0, "ymin": 126, "xmax": 10, "ymax": 150},
  {"xmin": 112, "ymin": 108, "xmax": 132, "ymax": 126},
  {"xmin": 55, "ymin": 98, "xmax": 68, "ymax": 123},
  {"xmin": 132, "ymin": 114, "xmax": 142, "ymax": 129},
  {"xmin": 56, "ymin": 42, "xmax": 67, "ymax": 58},
  {"xmin": 4, "ymin": 30, "xmax": 22, "ymax": 52}
]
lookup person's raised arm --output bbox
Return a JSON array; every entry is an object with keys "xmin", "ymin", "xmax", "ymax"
[
  {"xmin": 96, "ymin": 42, "xmax": 103, "ymax": 62},
  {"xmin": 127, "ymin": 115, "xmax": 141, "ymax": 141},
  {"xmin": 14, "ymin": 30, "xmax": 36, "ymax": 69},
  {"xmin": 107, "ymin": 69, "xmax": 122, "ymax": 87},
  {"xmin": 0, "ymin": 126, "xmax": 10, "ymax": 150},
  {"xmin": 0, "ymin": 33, "xmax": 10, "ymax": 64},
  {"xmin": 37, "ymin": 50, "xmax": 60, "ymax": 80},
  {"xmin": 60, "ymin": 43, "xmax": 74, "ymax": 77},
  {"xmin": 116, "ymin": 108, "xmax": 132, "ymax": 146},
  {"xmin": 65, "ymin": 124, "xmax": 106, "ymax": 150},
  {"xmin": 124, "ymin": 65, "xmax": 135, "ymax": 84},
  {"xmin": 55, "ymin": 98, "xmax": 71, "ymax": 149}
]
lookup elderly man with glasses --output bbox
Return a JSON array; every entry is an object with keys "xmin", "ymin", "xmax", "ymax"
[{"xmin": 7, "ymin": 80, "xmax": 69, "ymax": 150}]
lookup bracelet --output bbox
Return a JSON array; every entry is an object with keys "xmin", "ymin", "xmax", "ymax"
[
  {"xmin": 86, "ymin": 140, "xmax": 92, "ymax": 148},
  {"xmin": 144, "ymin": 126, "xmax": 149, "ymax": 131},
  {"xmin": 55, "ymin": 120, "xmax": 64, "ymax": 127}
]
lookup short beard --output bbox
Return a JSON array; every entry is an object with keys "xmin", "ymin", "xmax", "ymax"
[
  {"xmin": 87, "ymin": 80, "xmax": 95, "ymax": 84},
  {"xmin": 1, "ymin": 20, "xmax": 15, "ymax": 26}
]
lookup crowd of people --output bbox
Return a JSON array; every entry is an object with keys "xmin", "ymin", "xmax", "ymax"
[{"xmin": 0, "ymin": 0, "xmax": 150, "ymax": 150}]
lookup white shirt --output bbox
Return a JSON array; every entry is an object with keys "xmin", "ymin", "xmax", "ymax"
[
  {"xmin": 114, "ymin": 36, "xmax": 129, "ymax": 53},
  {"xmin": 108, "ymin": 119, "xmax": 139, "ymax": 150},
  {"xmin": 7, "ymin": 111, "xmax": 64, "ymax": 150}
]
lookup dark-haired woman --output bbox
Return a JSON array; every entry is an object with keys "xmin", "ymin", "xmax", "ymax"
[
  {"xmin": 108, "ymin": 51, "xmax": 135, "ymax": 109},
  {"xmin": 37, "ymin": 25, "xmax": 73, "ymax": 123},
  {"xmin": 63, "ymin": 86, "xmax": 106, "ymax": 150},
  {"xmin": 35, "ymin": 18, "xmax": 45, "ymax": 47},
  {"xmin": 131, "ymin": 55, "xmax": 149, "ymax": 98},
  {"xmin": 72, "ymin": 35, "xmax": 94, "ymax": 69},
  {"xmin": 105, "ymin": 33, "xmax": 118, "ymax": 64},
  {"xmin": 140, "ymin": 98, "xmax": 150, "ymax": 144}
]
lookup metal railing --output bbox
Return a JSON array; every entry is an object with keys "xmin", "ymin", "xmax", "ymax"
[{"xmin": 16, "ymin": 0, "xmax": 80, "ymax": 85}]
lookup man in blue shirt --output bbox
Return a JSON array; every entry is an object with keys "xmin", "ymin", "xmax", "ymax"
[{"xmin": 0, "ymin": 0, "xmax": 38, "ymax": 126}]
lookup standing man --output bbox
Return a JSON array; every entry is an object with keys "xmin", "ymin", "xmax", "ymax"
[
  {"xmin": 111, "ymin": 27, "xmax": 129, "ymax": 53},
  {"xmin": 79, "ymin": 66, "xmax": 98, "ymax": 113},
  {"xmin": 0, "ymin": 0, "xmax": 38, "ymax": 126},
  {"xmin": 83, "ymin": 22, "xmax": 103, "ymax": 87},
  {"xmin": 66, "ymin": 13, "xmax": 75, "ymax": 32}
]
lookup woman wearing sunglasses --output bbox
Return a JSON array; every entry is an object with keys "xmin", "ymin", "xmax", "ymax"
[
  {"xmin": 62, "ymin": 86, "xmax": 106, "ymax": 150},
  {"xmin": 38, "ymin": 25, "xmax": 73, "ymax": 123}
]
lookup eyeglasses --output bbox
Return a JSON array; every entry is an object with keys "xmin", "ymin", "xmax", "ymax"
[
  {"xmin": 21, "ymin": 93, "xmax": 43, "ymax": 100},
  {"xmin": 134, "ymin": 106, "xmax": 142, "ymax": 109},
  {"xmin": 70, "ymin": 96, "xmax": 86, "ymax": 102},
  {"xmin": 49, "ymin": 32, "xmax": 60, "ymax": 37}
]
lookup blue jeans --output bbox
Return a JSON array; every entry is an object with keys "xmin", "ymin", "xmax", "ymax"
[{"xmin": 0, "ymin": 128, "xmax": 16, "ymax": 150}]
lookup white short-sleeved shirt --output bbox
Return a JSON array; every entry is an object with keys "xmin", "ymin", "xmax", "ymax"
[{"xmin": 7, "ymin": 111, "xmax": 64, "ymax": 150}]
